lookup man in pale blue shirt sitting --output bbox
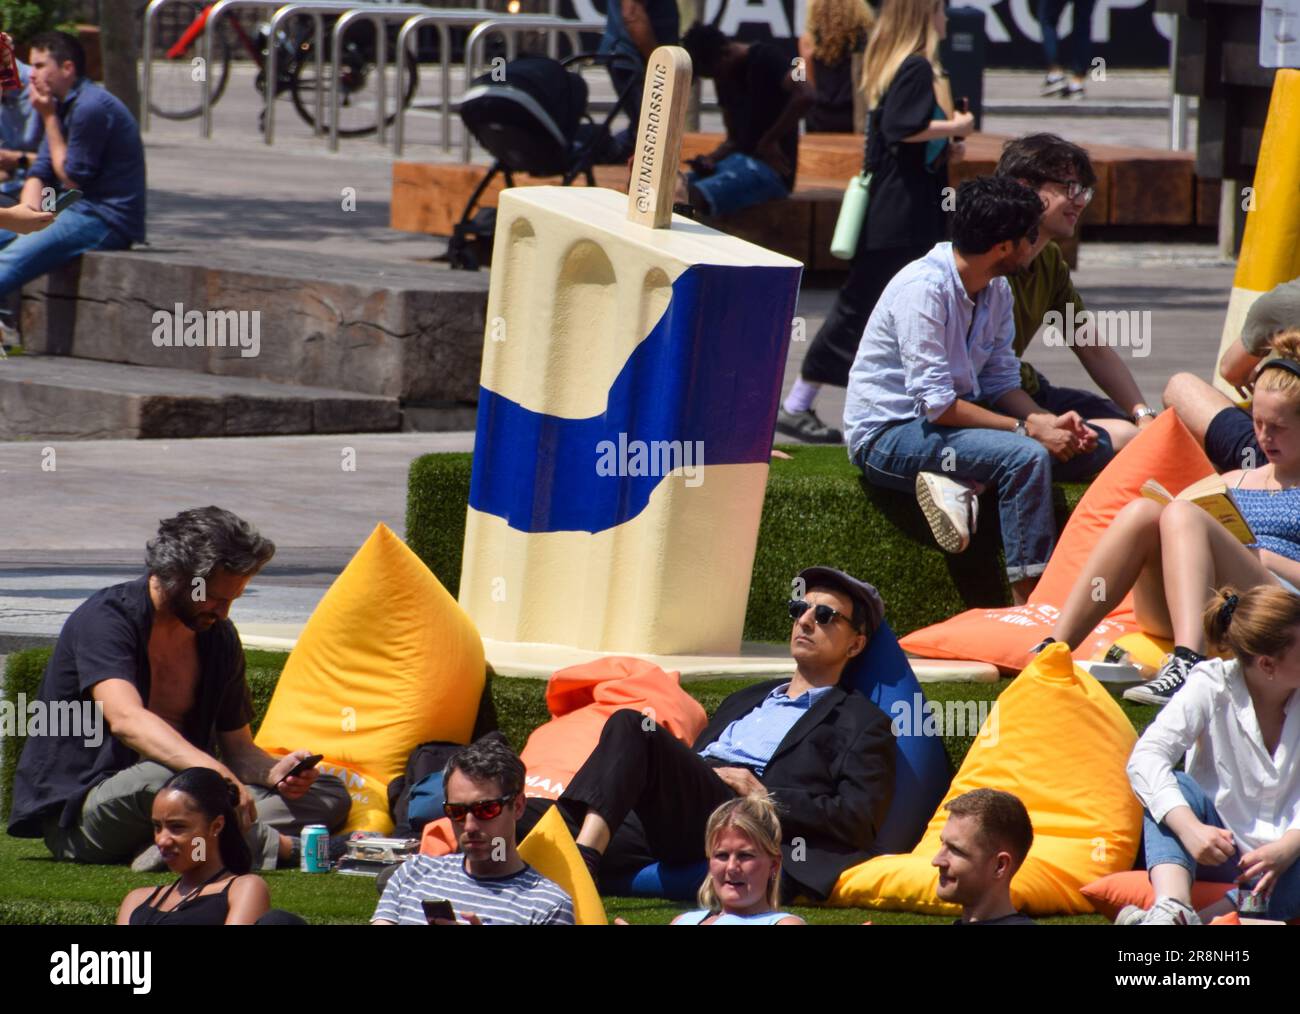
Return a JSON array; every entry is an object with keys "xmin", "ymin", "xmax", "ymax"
[{"xmin": 844, "ymin": 176, "xmax": 1112, "ymax": 604}]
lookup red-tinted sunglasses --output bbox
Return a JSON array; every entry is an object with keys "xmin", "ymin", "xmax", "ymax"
[{"xmin": 443, "ymin": 793, "xmax": 516, "ymax": 821}]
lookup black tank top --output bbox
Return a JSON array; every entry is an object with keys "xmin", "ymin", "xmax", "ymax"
[{"xmin": 129, "ymin": 869, "xmax": 234, "ymax": 926}]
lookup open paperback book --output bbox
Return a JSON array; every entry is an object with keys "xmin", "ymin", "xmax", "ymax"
[{"xmin": 1139, "ymin": 474, "xmax": 1255, "ymax": 544}]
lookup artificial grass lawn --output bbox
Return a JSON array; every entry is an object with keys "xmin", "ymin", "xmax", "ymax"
[
  {"xmin": 0, "ymin": 835, "xmax": 1109, "ymax": 925},
  {"xmin": 3, "ymin": 647, "xmax": 1153, "ymax": 926}
]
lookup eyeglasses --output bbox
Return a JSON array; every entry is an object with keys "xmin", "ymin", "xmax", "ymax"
[
  {"xmin": 443, "ymin": 793, "xmax": 516, "ymax": 821},
  {"xmin": 788, "ymin": 599, "xmax": 860, "ymax": 631},
  {"xmin": 1044, "ymin": 177, "xmax": 1094, "ymax": 204}
]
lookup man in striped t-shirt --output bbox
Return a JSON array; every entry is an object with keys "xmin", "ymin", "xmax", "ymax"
[{"xmin": 372, "ymin": 736, "xmax": 574, "ymax": 926}]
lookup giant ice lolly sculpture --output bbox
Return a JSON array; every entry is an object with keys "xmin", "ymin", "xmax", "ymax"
[
  {"xmin": 459, "ymin": 47, "xmax": 803, "ymax": 655},
  {"xmin": 1214, "ymin": 69, "xmax": 1300, "ymax": 395}
]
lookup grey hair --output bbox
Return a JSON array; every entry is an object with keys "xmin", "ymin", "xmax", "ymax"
[{"xmin": 145, "ymin": 507, "xmax": 275, "ymax": 595}]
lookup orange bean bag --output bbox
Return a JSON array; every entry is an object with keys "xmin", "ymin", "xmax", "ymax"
[
  {"xmin": 421, "ymin": 656, "xmax": 706, "ymax": 856},
  {"xmin": 899, "ymin": 413, "xmax": 1217, "ymax": 670},
  {"xmin": 1080, "ymin": 871, "xmax": 1233, "ymax": 921}
]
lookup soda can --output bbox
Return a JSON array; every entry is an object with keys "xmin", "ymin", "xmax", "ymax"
[
  {"xmin": 1236, "ymin": 879, "xmax": 1268, "ymax": 916},
  {"xmin": 300, "ymin": 825, "xmax": 330, "ymax": 873}
]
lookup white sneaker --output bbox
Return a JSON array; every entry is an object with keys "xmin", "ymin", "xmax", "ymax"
[
  {"xmin": 1115, "ymin": 897, "xmax": 1202, "ymax": 925},
  {"xmin": 915, "ymin": 472, "xmax": 981, "ymax": 554}
]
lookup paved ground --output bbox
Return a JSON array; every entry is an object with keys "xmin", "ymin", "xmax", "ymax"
[{"xmin": 0, "ymin": 63, "xmax": 1228, "ymax": 644}]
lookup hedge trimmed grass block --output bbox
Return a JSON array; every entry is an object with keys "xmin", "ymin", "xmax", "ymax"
[{"xmin": 405, "ymin": 446, "xmax": 1089, "ymax": 640}]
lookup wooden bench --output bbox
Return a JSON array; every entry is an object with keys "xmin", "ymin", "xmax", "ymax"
[{"xmin": 392, "ymin": 132, "xmax": 1217, "ymax": 269}]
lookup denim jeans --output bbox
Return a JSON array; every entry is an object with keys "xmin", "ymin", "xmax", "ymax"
[
  {"xmin": 1142, "ymin": 771, "xmax": 1300, "ymax": 921},
  {"xmin": 0, "ymin": 206, "xmax": 129, "ymax": 299},
  {"xmin": 686, "ymin": 153, "xmax": 790, "ymax": 217},
  {"xmin": 1038, "ymin": 0, "xmax": 1098, "ymax": 78},
  {"xmin": 857, "ymin": 419, "xmax": 1073, "ymax": 582}
]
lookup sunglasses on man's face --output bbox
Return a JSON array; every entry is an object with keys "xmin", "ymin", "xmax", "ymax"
[
  {"xmin": 443, "ymin": 793, "xmax": 515, "ymax": 821},
  {"xmin": 788, "ymin": 599, "xmax": 859, "ymax": 631}
]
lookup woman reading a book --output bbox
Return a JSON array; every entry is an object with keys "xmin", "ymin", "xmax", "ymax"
[
  {"xmin": 1117, "ymin": 585, "xmax": 1300, "ymax": 925},
  {"xmin": 1035, "ymin": 332, "xmax": 1300, "ymax": 708}
]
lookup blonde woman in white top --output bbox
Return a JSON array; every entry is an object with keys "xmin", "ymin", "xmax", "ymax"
[{"xmin": 1122, "ymin": 584, "xmax": 1300, "ymax": 924}]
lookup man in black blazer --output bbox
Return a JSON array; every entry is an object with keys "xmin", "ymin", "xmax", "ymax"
[{"xmin": 545, "ymin": 567, "xmax": 896, "ymax": 901}]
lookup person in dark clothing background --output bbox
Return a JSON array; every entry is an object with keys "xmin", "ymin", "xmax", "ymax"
[
  {"xmin": 602, "ymin": 0, "xmax": 679, "ymax": 160},
  {"xmin": 678, "ymin": 22, "xmax": 814, "ymax": 218},
  {"xmin": 778, "ymin": 0, "xmax": 973, "ymax": 444},
  {"xmin": 799, "ymin": 0, "xmax": 875, "ymax": 134}
]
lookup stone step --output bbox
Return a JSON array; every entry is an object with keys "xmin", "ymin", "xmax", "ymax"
[
  {"xmin": 0, "ymin": 355, "xmax": 400, "ymax": 440},
  {"xmin": 19, "ymin": 244, "xmax": 491, "ymax": 403}
]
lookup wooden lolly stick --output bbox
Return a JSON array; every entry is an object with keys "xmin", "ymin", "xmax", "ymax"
[{"xmin": 626, "ymin": 45, "xmax": 693, "ymax": 229}]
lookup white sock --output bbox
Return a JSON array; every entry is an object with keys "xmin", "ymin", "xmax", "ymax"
[{"xmin": 783, "ymin": 379, "xmax": 820, "ymax": 415}]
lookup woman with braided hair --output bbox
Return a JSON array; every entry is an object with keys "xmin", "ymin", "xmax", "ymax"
[
  {"xmin": 1117, "ymin": 585, "xmax": 1300, "ymax": 925},
  {"xmin": 1034, "ymin": 331, "xmax": 1300, "ymax": 708}
]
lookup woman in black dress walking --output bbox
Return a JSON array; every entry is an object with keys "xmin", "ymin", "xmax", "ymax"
[{"xmin": 778, "ymin": 0, "xmax": 974, "ymax": 444}]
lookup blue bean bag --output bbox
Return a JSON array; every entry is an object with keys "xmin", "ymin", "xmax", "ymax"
[{"xmin": 608, "ymin": 620, "xmax": 953, "ymax": 899}]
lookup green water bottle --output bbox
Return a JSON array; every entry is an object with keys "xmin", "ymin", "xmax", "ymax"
[{"xmin": 830, "ymin": 172, "xmax": 872, "ymax": 260}]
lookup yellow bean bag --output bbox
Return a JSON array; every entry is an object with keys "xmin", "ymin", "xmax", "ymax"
[
  {"xmin": 518, "ymin": 805, "xmax": 607, "ymax": 925},
  {"xmin": 255, "ymin": 523, "xmax": 486, "ymax": 833},
  {"xmin": 828, "ymin": 643, "xmax": 1141, "ymax": 916}
]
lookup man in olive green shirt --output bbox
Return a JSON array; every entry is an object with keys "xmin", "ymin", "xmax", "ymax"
[{"xmin": 997, "ymin": 135, "xmax": 1157, "ymax": 455}]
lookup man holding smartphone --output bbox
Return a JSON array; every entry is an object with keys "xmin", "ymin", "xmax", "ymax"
[
  {"xmin": 372, "ymin": 736, "xmax": 574, "ymax": 925},
  {"xmin": 0, "ymin": 30, "xmax": 145, "ymax": 337},
  {"xmin": 8, "ymin": 507, "xmax": 351, "ymax": 872}
]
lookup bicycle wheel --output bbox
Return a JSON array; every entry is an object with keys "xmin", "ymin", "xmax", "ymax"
[
  {"xmin": 139, "ymin": 0, "xmax": 234, "ymax": 121},
  {"xmin": 290, "ymin": 38, "xmax": 419, "ymax": 138}
]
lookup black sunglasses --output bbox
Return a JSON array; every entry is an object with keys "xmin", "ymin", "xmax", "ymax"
[
  {"xmin": 788, "ymin": 598, "xmax": 860, "ymax": 632},
  {"xmin": 443, "ymin": 793, "xmax": 516, "ymax": 821}
]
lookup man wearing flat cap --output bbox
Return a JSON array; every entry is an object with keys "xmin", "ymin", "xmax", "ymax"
[{"xmin": 527, "ymin": 567, "xmax": 896, "ymax": 901}]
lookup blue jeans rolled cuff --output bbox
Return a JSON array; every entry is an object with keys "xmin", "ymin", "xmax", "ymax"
[{"xmin": 686, "ymin": 153, "xmax": 789, "ymax": 217}]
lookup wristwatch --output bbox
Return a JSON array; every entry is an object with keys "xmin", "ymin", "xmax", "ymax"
[
  {"xmin": 1132, "ymin": 406, "xmax": 1158, "ymax": 423},
  {"xmin": 1013, "ymin": 419, "xmax": 1028, "ymax": 437},
  {"xmin": 17, "ymin": 153, "xmax": 28, "ymax": 171}
]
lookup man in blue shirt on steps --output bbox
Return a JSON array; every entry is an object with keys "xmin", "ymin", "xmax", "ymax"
[{"xmin": 0, "ymin": 31, "xmax": 145, "ymax": 337}]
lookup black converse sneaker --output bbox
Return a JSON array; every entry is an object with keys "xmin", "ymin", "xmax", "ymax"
[{"xmin": 1122, "ymin": 651, "xmax": 1200, "ymax": 706}]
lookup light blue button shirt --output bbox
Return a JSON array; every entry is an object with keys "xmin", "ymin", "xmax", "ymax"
[
  {"xmin": 698, "ymin": 683, "xmax": 833, "ymax": 777},
  {"xmin": 843, "ymin": 241, "xmax": 1021, "ymax": 456}
]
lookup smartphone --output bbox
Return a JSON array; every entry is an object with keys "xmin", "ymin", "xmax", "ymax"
[
  {"xmin": 54, "ymin": 189, "xmax": 83, "ymax": 214},
  {"xmin": 278, "ymin": 753, "xmax": 324, "ymax": 784},
  {"xmin": 422, "ymin": 898, "xmax": 456, "ymax": 924}
]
